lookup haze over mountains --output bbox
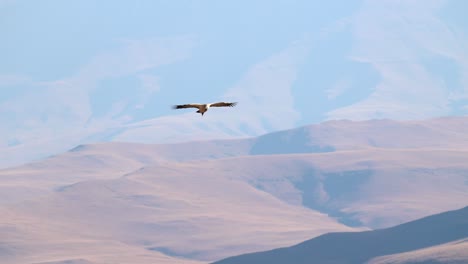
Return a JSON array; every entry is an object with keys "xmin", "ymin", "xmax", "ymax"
[
  {"xmin": 1, "ymin": 116, "xmax": 467, "ymax": 264},
  {"xmin": 2, "ymin": 0, "xmax": 468, "ymax": 169}
]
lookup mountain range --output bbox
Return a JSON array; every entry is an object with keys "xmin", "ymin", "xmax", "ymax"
[{"xmin": 0, "ymin": 116, "xmax": 467, "ymax": 263}]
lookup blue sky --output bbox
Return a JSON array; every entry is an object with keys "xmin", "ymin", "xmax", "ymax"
[{"xmin": 1, "ymin": 0, "xmax": 468, "ymax": 168}]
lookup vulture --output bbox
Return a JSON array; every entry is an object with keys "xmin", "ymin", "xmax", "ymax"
[{"xmin": 172, "ymin": 102, "xmax": 237, "ymax": 116}]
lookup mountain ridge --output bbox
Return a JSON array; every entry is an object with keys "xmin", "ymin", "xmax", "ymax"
[{"xmin": 212, "ymin": 206, "xmax": 468, "ymax": 264}]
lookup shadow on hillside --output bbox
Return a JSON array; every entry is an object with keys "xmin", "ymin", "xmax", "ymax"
[
  {"xmin": 249, "ymin": 127, "xmax": 335, "ymax": 155},
  {"xmin": 294, "ymin": 168, "xmax": 372, "ymax": 227}
]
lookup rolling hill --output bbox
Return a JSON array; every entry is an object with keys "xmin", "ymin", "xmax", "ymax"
[{"xmin": 213, "ymin": 206, "xmax": 468, "ymax": 264}]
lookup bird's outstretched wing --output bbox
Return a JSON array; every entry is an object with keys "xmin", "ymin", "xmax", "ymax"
[
  {"xmin": 172, "ymin": 103, "xmax": 203, "ymax": 110},
  {"xmin": 210, "ymin": 102, "xmax": 237, "ymax": 107}
]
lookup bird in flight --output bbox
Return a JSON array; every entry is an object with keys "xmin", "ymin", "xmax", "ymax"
[{"xmin": 172, "ymin": 102, "xmax": 237, "ymax": 116}]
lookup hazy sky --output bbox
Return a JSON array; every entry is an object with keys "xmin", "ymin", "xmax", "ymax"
[{"xmin": 1, "ymin": 0, "xmax": 468, "ymax": 167}]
